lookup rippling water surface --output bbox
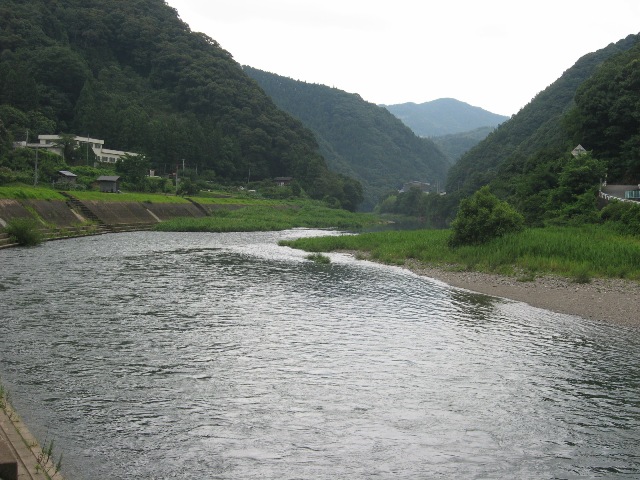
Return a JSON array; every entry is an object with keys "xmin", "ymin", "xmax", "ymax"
[{"xmin": 1, "ymin": 230, "xmax": 639, "ymax": 479}]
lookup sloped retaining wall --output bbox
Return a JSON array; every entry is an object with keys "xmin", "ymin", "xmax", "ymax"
[
  {"xmin": 0, "ymin": 198, "xmax": 211, "ymax": 230},
  {"xmin": 0, "ymin": 199, "xmax": 242, "ymax": 228},
  {"xmin": 80, "ymin": 201, "xmax": 205, "ymax": 225}
]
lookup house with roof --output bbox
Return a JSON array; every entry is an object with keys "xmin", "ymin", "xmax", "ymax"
[
  {"xmin": 274, "ymin": 177, "xmax": 293, "ymax": 187},
  {"xmin": 571, "ymin": 144, "xmax": 588, "ymax": 157},
  {"xmin": 96, "ymin": 175, "xmax": 121, "ymax": 193}
]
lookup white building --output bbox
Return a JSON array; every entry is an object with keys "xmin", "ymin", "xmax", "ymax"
[{"xmin": 16, "ymin": 135, "xmax": 140, "ymax": 164}]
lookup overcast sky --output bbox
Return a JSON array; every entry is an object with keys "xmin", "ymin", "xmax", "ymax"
[{"xmin": 164, "ymin": 1, "xmax": 639, "ymax": 116}]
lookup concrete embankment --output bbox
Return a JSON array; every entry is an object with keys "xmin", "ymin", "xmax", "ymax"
[
  {"xmin": 0, "ymin": 397, "xmax": 64, "ymax": 480},
  {"xmin": 0, "ymin": 195, "xmax": 242, "ymax": 243}
]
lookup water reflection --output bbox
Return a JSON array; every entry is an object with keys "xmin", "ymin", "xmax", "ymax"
[{"xmin": 0, "ymin": 230, "xmax": 639, "ymax": 479}]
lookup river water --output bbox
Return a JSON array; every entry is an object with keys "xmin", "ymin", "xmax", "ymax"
[{"xmin": 0, "ymin": 230, "xmax": 639, "ymax": 479}]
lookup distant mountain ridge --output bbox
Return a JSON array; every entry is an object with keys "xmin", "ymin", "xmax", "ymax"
[
  {"xmin": 245, "ymin": 67, "xmax": 451, "ymax": 210},
  {"xmin": 382, "ymin": 98, "xmax": 509, "ymax": 137}
]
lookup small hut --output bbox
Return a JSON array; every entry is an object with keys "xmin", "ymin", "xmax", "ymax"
[
  {"xmin": 57, "ymin": 170, "xmax": 77, "ymax": 184},
  {"xmin": 96, "ymin": 175, "xmax": 120, "ymax": 193}
]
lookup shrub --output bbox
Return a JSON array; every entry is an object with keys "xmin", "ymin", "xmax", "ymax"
[
  {"xmin": 4, "ymin": 218, "xmax": 43, "ymax": 246},
  {"xmin": 449, "ymin": 186, "xmax": 524, "ymax": 247},
  {"xmin": 600, "ymin": 200, "xmax": 640, "ymax": 235},
  {"xmin": 306, "ymin": 253, "xmax": 331, "ymax": 264}
]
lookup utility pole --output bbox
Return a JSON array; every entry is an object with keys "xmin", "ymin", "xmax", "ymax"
[
  {"xmin": 34, "ymin": 146, "xmax": 38, "ymax": 186},
  {"xmin": 175, "ymin": 163, "xmax": 179, "ymax": 195}
]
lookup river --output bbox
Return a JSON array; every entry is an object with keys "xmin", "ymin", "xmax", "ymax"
[{"xmin": 0, "ymin": 230, "xmax": 639, "ymax": 479}]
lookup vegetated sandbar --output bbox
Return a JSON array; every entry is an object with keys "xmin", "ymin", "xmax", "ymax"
[{"xmin": 404, "ymin": 260, "xmax": 640, "ymax": 327}]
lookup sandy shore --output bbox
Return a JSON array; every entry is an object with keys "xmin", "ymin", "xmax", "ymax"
[
  {"xmin": 404, "ymin": 260, "xmax": 640, "ymax": 327},
  {"xmin": 341, "ymin": 251, "xmax": 640, "ymax": 327}
]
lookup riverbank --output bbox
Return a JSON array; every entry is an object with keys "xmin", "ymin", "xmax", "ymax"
[
  {"xmin": 0, "ymin": 395, "xmax": 64, "ymax": 480},
  {"xmin": 281, "ymin": 227, "xmax": 640, "ymax": 327},
  {"xmin": 402, "ymin": 259, "xmax": 640, "ymax": 327}
]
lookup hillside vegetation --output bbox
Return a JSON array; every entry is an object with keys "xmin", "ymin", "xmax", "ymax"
[
  {"xmin": 447, "ymin": 34, "xmax": 639, "ymax": 198},
  {"xmin": 377, "ymin": 34, "xmax": 640, "ymax": 230},
  {"xmin": 0, "ymin": 0, "xmax": 363, "ymax": 210},
  {"xmin": 432, "ymin": 126, "xmax": 495, "ymax": 162},
  {"xmin": 244, "ymin": 67, "xmax": 451, "ymax": 210}
]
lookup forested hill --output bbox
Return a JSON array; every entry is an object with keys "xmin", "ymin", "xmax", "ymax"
[
  {"xmin": 244, "ymin": 67, "xmax": 451, "ymax": 210},
  {"xmin": 0, "ymin": 0, "xmax": 362, "ymax": 209},
  {"xmin": 446, "ymin": 34, "xmax": 640, "ymax": 197},
  {"xmin": 382, "ymin": 99, "xmax": 508, "ymax": 137}
]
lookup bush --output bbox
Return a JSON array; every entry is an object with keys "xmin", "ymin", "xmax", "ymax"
[
  {"xmin": 600, "ymin": 200, "xmax": 640, "ymax": 235},
  {"xmin": 449, "ymin": 186, "xmax": 524, "ymax": 247},
  {"xmin": 3, "ymin": 218, "xmax": 43, "ymax": 246}
]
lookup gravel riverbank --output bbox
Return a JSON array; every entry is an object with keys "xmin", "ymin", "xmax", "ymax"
[{"xmin": 406, "ymin": 261, "xmax": 640, "ymax": 327}]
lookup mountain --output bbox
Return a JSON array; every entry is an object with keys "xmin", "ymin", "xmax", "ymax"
[
  {"xmin": 432, "ymin": 127, "xmax": 496, "ymax": 163},
  {"xmin": 244, "ymin": 67, "xmax": 451, "ymax": 210},
  {"xmin": 382, "ymin": 98, "xmax": 509, "ymax": 137},
  {"xmin": 0, "ymin": 0, "xmax": 362, "ymax": 209},
  {"xmin": 446, "ymin": 34, "xmax": 640, "ymax": 198}
]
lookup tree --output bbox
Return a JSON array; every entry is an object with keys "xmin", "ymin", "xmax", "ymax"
[
  {"xmin": 115, "ymin": 153, "xmax": 150, "ymax": 188},
  {"xmin": 449, "ymin": 186, "xmax": 524, "ymax": 247}
]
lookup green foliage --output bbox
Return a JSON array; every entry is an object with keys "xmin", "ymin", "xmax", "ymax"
[
  {"xmin": 3, "ymin": 217, "xmax": 43, "ymax": 246},
  {"xmin": 155, "ymin": 204, "xmax": 380, "ymax": 233},
  {"xmin": 283, "ymin": 224, "xmax": 640, "ymax": 280},
  {"xmin": 177, "ymin": 177, "xmax": 198, "ymax": 196},
  {"xmin": 449, "ymin": 34, "xmax": 638, "ymax": 195},
  {"xmin": 0, "ymin": 0, "xmax": 363, "ymax": 207},
  {"xmin": 443, "ymin": 34, "xmax": 639, "ymax": 224},
  {"xmin": 449, "ymin": 186, "xmax": 524, "ymax": 247},
  {"xmin": 244, "ymin": 67, "xmax": 450, "ymax": 210},
  {"xmin": 306, "ymin": 253, "xmax": 331, "ymax": 264},
  {"xmin": 570, "ymin": 42, "xmax": 640, "ymax": 182},
  {"xmin": 115, "ymin": 153, "xmax": 150, "ymax": 188},
  {"xmin": 600, "ymin": 200, "xmax": 640, "ymax": 235},
  {"xmin": 0, "ymin": 186, "xmax": 66, "ymax": 200},
  {"xmin": 432, "ymin": 126, "xmax": 496, "ymax": 163}
]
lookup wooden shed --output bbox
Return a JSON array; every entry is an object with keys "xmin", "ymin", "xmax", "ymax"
[
  {"xmin": 96, "ymin": 175, "xmax": 121, "ymax": 193},
  {"xmin": 57, "ymin": 170, "xmax": 77, "ymax": 184}
]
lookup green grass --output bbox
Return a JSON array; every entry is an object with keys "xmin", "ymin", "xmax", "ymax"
[
  {"xmin": 155, "ymin": 205, "xmax": 380, "ymax": 232},
  {"xmin": 188, "ymin": 195, "xmax": 279, "ymax": 205},
  {"xmin": 0, "ymin": 186, "xmax": 67, "ymax": 200},
  {"xmin": 281, "ymin": 225, "xmax": 640, "ymax": 281},
  {"xmin": 71, "ymin": 191, "xmax": 191, "ymax": 203}
]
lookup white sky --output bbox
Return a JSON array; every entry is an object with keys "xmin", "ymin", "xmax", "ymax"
[{"xmin": 165, "ymin": 0, "xmax": 639, "ymax": 116}]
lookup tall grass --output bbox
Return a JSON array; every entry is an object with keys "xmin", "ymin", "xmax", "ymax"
[
  {"xmin": 155, "ymin": 205, "xmax": 380, "ymax": 232},
  {"xmin": 282, "ymin": 225, "xmax": 640, "ymax": 280},
  {"xmin": 3, "ymin": 218, "xmax": 43, "ymax": 246}
]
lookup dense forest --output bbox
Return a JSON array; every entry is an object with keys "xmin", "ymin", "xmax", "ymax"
[
  {"xmin": 0, "ymin": 0, "xmax": 363, "ymax": 210},
  {"xmin": 431, "ymin": 126, "xmax": 496, "ymax": 163},
  {"xmin": 381, "ymin": 34, "xmax": 640, "ymax": 228},
  {"xmin": 447, "ymin": 34, "xmax": 639, "ymax": 198},
  {"xmin": 382, "ymin": 99, "xmax": 508, "ymax": 137},
  {"xmin": 244, "ymin": 67, "xmax": 451, "ymax": 210}
]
